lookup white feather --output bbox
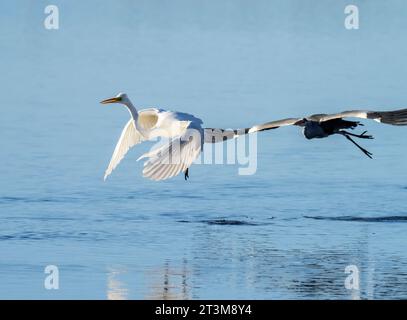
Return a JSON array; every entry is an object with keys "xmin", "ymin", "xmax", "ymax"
[{"xmin": 104, "ymin": 119, "xmax": 143, "ymax": 180}]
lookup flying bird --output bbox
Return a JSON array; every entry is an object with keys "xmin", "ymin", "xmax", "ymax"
[
  {"xmin": 249, "ymin": 108, "xmax": 407, "ymax": 158},
  {"xmin": 101, "ymin": 94, "xmax": 407, "ymax": 181},
  {"xmin": 101, "ymin": 93, "xmax": 249, "ymax": 181}
]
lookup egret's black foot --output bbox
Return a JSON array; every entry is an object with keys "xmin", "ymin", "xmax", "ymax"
[{"xmin": 184, "ymin": 168, "xmax": 189, "ymax": 181}]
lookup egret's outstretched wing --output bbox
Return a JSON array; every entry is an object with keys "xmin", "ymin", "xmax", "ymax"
[
  {"xmin": 248, "ymin": 118, "xmax": 303, "ymax": 133},
  {"xmin": 139, "ymin": 129, "xmax": 203, "ymax": 181},
  {"xmin": 104, "ymin": 119, "xmax": 143, "ymax": 180},
  {"xmin": 308, "ymin": 108, "xmax": 407, "ymax": 125}
]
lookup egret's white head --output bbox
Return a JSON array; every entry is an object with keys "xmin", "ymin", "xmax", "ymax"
[{"xmin": 100, "ymin": 92, "xmax": 130, "ymax": 105}]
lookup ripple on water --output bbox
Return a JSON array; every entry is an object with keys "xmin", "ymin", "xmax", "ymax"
[
  {"xmin": 178, "ymin": 218, "xmax": 273, "ymax": 226},
  {"xmin": 0, "ymin": 231, "xmax": 110, "ymax": 242},
  {"xmin": 304, "ymin": 215, "xmax": 407, "ymax": 223},
  {"xmin": 0, "ymin": 196, "xmax": 78, "ymax": 204}
]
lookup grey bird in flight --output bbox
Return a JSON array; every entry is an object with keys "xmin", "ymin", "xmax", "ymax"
[{"xmin": 249, "ymin": 108, "xmax": 407, "ymax": 158}]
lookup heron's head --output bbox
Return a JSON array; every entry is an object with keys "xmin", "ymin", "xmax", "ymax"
[
  {"xmin": 100, "ymin": 92, "xmax": 130, "ymax": 105},
  {"xmin": 294, "ymin": 118, "xmax": 308, "ymax": 127}
]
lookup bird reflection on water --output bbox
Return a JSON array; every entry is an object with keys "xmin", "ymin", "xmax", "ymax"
[
  {"xmin": 145, "ymin": 259, "xmax": 190, "ymax": 300},
  {"xmin": 107, "ymin": 267, "xmax": 129, "ymax": 300}
]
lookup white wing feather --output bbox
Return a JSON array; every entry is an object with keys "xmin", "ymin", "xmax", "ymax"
[
  {"xmin": 104, "ymin": 119, "xmax": 143, "ymax": 180},
  {"xmin": 140, "ymin": 132, "xmax": 202, "ymax": 181}
]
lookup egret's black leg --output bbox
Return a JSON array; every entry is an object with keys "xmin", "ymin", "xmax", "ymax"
[
  {"xmin": 340, "ymin": 130, "xmax": 374, "ymax": 139},
  {"xmin": 343, "ymin": 134, "xmax": 373, "ymax": 159},
  {"xmin": 184, "ymin": 168, "xmax": 189, "ymax": 180}
]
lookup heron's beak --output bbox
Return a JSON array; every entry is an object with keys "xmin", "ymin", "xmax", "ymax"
[{"xmin": 100, "ymin": 97, "xmax": 122, "ymax": 104}]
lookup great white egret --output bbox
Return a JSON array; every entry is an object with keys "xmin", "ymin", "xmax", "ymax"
[
  {"xmin": 249, "ymin": 108, "xmax": 407, "ymax": 158},
  {"xmin": 101, "ymin": 93, "xmax": 250, "ymax": 181}
]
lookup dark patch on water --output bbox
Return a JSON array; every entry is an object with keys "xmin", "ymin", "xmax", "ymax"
[
  {"xmin": 304, "ymin": 215, "xmax": 407, "ymax": 223},
  {"xmin": 204, "ymin": 219, "xmax": 259, "ymax": 226},
  {"xmin": 0, "ymin": 196, "xmax": 26, "ymax": 202},
  {"xmin": 111, "ymin": 193, "xmax": 206, "ymax": 201},
  {"xmin": 178, "ymin": 218, "xmax": 272, "ymax": 226},
  {"xmin": 0, "ymin": 216, "xmax": 77, "ymax": 222},
  {"xmin": 0, "ymin": 231, "xmax": 109, "ymax": 241},
  {"xmin": 172, "ymin": 194, "xmax": 206, "ymax": 200},
  {"xmin": 0, "ymin": 196, "xmax": 77, "ymax": 204}
]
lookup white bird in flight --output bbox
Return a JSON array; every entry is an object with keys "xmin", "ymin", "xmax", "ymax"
[{"xmin": 101, "ymin": 93, "xmax": 248, "ymax": 181}]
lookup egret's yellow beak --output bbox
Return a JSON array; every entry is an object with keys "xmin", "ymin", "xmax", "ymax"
[{"xmin": 100, "ymin": 97, "xmax": 122, "ymax": 104}]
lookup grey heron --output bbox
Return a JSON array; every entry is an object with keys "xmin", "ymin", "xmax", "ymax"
[{"xmin": 249, "ymin": 108, "xmax": 407, "ymax": 158}]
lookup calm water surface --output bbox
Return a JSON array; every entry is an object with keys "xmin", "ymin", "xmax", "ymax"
[{"xmin": 1, "ymin": 1, "xmax": 407, "ymax": 299}]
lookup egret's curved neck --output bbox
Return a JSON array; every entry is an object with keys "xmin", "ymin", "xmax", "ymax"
[{"xmin": 124, "ymin": 99, "xmax": 138, "ymax": 122}]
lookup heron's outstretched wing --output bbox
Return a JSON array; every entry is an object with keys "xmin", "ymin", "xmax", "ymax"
[
  {"xmin": 308, "ymin": 108, "xmax": 407, "ymax": 125},
  {"xmin": 104, "ymin": 119, "xmax": 143, "ymax": 180},
  {"xmin": 247, "ymin": 118, "xmax": 303, "ymax": 133},
  {"xmin": 138, "ymin": 129, "xmax": 203, "ymax": 181},
  {"xmin": 204, "ymin": 118, "xmax": 304, "ymax": 140},
  {"xmin": 246, "ymin": 108, "xmax": 407, "ymax": 134},
  {"xmin": 203, "ymin": 128, "xmax": 252, "ymax": 143}
]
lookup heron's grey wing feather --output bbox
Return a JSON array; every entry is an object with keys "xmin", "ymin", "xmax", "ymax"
[
  {"xmin": 367, "ymin": 108, "xmax": 407, "ymax": 125},
  {"xmin": 308, "ymin": 111, "xmax": 369, "ymax": 122},
  {"xmin": 203, "ymin": 128, "xmax": 251, "ymax": 143},
  {"xmin": 204, "ymin": 118, "xmax": 303, "ymax": 142},
  {"xmin": 104, "ymin": 119, "xmax": 143, "ymax": 180},
  {"xmin": 248, "ymin": 118, "xmax": 303, "ymax": 133},
  {"xmin": 309, "ymin": 108, "xmax": 407, "ymax": 125}
]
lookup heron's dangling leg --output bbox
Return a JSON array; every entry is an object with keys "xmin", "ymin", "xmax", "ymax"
[
  {"xmin": 184, "ymin": 168, "xmax": 189, "ymax": 181},
  {"xmin": 340, "ymin": 133, "xmax": 373, "ymax": 159},
  {"xmin": 340, "ymin": 130, "xmax": 374, "ymax": 140}
]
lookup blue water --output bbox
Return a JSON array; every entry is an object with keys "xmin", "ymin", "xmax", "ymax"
[{"xmin": 1, "ymin": 0, "xmax": 407, "ymax": 299}]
